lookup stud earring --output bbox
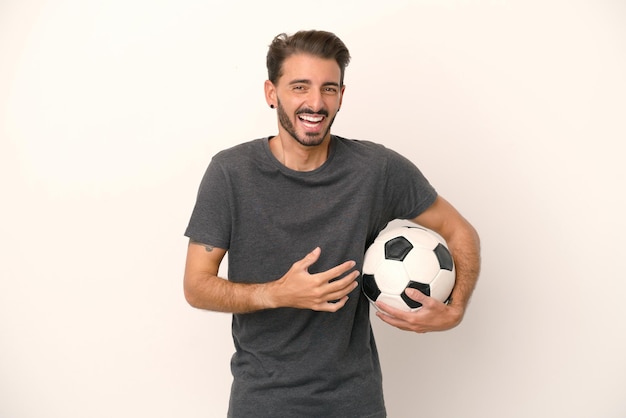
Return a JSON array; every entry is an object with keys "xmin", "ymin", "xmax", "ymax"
[{"xmin": 270, "ymin": 104, "xmax": 275, "ymax": 109}]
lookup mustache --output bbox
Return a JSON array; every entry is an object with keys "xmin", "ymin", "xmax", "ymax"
[{"xmin": 296, "ymin": 108, "xmax": 329, "ymax": 117}]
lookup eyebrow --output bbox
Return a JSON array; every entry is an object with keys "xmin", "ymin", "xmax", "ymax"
[{"xmin": 289, "ymin": 79, "xmax": 341, "ymax": 88}]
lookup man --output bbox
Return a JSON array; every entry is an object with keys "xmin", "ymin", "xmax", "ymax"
[{"xmin": 184, "ymin": 30, "xmax": 480, "ymax": 418}]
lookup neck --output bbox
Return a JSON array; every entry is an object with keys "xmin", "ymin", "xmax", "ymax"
[{"xmin": 269, "ymin": 133, "xmax": 332, "ymax": 171}]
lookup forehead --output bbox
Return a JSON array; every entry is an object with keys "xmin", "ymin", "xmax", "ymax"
[{"xmin": 278, "ymin": 53, "xmax": 341, "ymax": 85}]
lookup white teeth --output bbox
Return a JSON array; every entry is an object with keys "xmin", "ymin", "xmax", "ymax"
[{"xmin": 299, "ymin": 115, "xmax": 323, "ymax": 123}]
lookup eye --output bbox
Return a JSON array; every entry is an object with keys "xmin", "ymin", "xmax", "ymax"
[{"xmin": 323, "ymin": 87, "xmax": 339, "ymax": 94}]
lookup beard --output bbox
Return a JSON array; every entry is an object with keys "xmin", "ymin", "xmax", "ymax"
[{"xmin": 276, "ymin": 99, "xmax": 336, "ymax": 147}]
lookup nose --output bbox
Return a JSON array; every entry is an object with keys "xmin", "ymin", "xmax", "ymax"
[{"xmin": 306, "ymin": 89, "xmax": 325, "ymax": 113}]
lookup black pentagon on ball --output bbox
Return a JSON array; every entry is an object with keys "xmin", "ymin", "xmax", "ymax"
[
  {"xmin": 401, "ymin": 281, "xmax": 431, "ymax": 309},
  {"xmin": 434, "ymin": 243, "xmax": 454, "ymax": 271},
  {"xmin": 384, "ymin": 236, "xmax": 414, "ymax": 261},
  {"xmin": 362, "ymin": 274, "xmax": 381, "ymax": 301}
]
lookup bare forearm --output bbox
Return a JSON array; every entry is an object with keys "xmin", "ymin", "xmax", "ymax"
[
  {"xmin": 447, "ymin": 221, "xmax": 481, "ymax": 313},
  {"xmin": 183, "ymin": 242, "xmax": 272, "ymax": 313},
  {"xmin": 184, "ymin": 273, "xmax": 272, "ymax": 313},
  {"xmin": 183, "ymin": 245, "xmax": 359, "ymax": 314}
]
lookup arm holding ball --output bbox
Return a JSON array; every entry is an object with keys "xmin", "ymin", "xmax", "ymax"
[{"xmin": 375, "ymin": 195, "xmax": 481, "ymax": 333}]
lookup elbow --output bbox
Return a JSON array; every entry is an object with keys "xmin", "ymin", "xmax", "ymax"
[
  {"xmin": 183, "ymin": 276, "xmax": 204, "ymax": 309},
  {"xmin": 183, "ymin": 288, "xmax": 199, "ymax": 309},
  {"xmin": 458, "ymin": 217, "xmax": 480, "ymax": 250},
  {"xmin": 184, "ymin": 289, "xmax": 199, "ymax": 309}
]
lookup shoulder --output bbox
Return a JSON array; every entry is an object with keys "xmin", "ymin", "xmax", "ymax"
[
  {"xmin": 334, "ymin": 135, "xmax": 387, "ymax": 153},
  {"xmin": 333, "ymin": 135, "xmax": 391, "ymax": 160},
  {"xmin": 212, "ymin": 137, "xmax": 266, "ymax": 163},
  {"xmin": 333, "ymin": 136, "xmax": 408, "ymax": 166},
  {"xmin": 333, "ymin": 136, "xmax": 430, "ymax": 184}
]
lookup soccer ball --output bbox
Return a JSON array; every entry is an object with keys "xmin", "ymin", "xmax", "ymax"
[{"xmin": 362, "ymin": 224, "xmax": 455, "ymax": 311}]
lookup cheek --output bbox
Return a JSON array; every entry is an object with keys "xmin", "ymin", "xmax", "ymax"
[
  {"xmin": 278, "ymin": 97, "xmax": 299, "ymax": 113},
  {"xmin": 327, "ymin": 95, "xmax": 342, "ymax": 110}
]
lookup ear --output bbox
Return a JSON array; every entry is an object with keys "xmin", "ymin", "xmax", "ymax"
[{"xmin": 264, "ymin": 80, "xmax": 277, "ymax": 108}]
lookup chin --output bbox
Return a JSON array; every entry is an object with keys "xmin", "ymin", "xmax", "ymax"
[{"xmin": 298, "ymin": 134, "xmax": 326, "ymax": 147}]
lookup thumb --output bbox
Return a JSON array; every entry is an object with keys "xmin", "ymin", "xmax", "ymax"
[{"xmin": 405, "ymin": 287, "xmax": 428, "ymax": 302}]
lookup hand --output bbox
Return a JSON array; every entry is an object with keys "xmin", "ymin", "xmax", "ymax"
[
  {"xmin": 375, "ymin": 288, "xmax": 464, "ymax": 333},
  {"xmin": 266, "ymin": 247, "xmax": 360, "ymax": 312}
]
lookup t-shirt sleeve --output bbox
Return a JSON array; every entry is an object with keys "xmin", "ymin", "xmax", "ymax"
[
  {"xmin": 184, "ymin": 157, "xmax": 232, "ymax": 249},
  {"xmin": 383, "ymin": 148, "xmax": 437, "ymax": 220}
]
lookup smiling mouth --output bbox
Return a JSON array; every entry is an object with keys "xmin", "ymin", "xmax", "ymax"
[{"xmin": 298, "ymin": 114, "xmax": 325, "ymax": 129}]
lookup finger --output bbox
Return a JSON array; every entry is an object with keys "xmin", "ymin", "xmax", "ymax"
[
  {"xmin": 404, "ymin": 287, "xmax": 429, "ymax": 304},
  {"xmin": 375, "ymin": 310, "xmax": 421, "ymax": 332},
  {"xmin": 331, "ymin": 270, "xmax": 360, "ymax": 291},
  {"xmin": 317, "ymin": 259, "xmax": 357, "ymax": 282},
  {"xmin": 375, "ymin": 299, "xmax": 409, "ymax": 319},
  {"xmin": 405, "ymin": 288, "xmax": 441, "ymax": 309},
  {"xmin": 325, "ymin": 276, "xmax": 359, "ymax": 301},
  {"xmin": 299, "ymin": 247, "xmax": 321, "ymax": 270},
  {"xmin": 320, "ymin": 295, "xmax": 350, "ymax": 312}
]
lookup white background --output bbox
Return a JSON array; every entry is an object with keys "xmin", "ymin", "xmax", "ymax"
[{"xmin": 1, "ymin": 0, "xmax": 625, "ymax": 417}]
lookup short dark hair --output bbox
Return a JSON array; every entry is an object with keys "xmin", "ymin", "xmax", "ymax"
[{"xmin": 266, "ymin": 30, "xmax": 351, "ymax": 86}]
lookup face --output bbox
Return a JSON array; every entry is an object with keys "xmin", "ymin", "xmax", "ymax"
[{"xmin": 266, "ymin": 54, "xmax": 344, "ymax": 147}]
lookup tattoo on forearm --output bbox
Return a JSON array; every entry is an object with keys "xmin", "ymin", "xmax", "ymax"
[{"xmin": 190, "ymin": 239, "xmax": 214, "ymax": 252}]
